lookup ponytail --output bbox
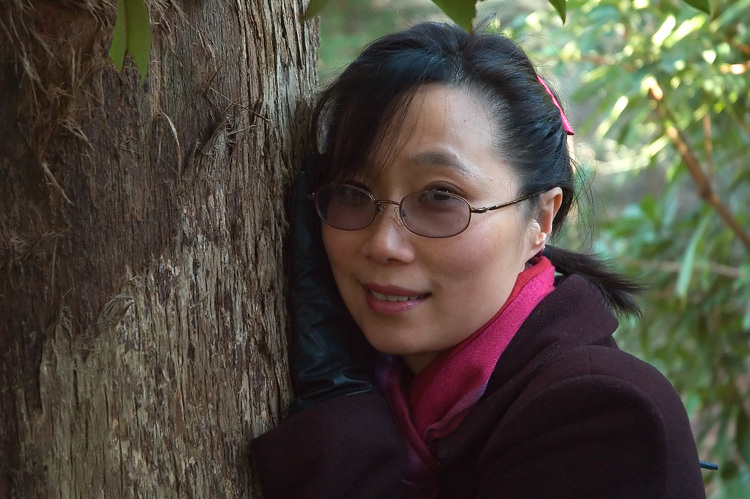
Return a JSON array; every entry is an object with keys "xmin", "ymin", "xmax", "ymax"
[{"xmin": 543, "ymin": 246, "xmax": 643, "ymax": 317}]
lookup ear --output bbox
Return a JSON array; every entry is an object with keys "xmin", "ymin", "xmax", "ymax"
[{"xmin": 525, "ymin": 187, "xmax": 563, "ymax": 259}]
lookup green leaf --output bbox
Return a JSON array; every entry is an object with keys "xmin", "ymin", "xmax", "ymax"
[
  {"xmin": 431, "ymin": 0, "xmax": 477, "ymax": 32},
  {"xmin": 681, "ymin": 0, "xmax": 712, "ymax": 15},
  {"xmin": 109, "ymin": 1, "xmax": 126, "ymax": 69},
  {"xmin": 303, "ymin": 0, "xmax": 331, "ymax": 21},
  {"xmin": 109, "ymin": 0, "xmax": 151, "ymax": 81},
  {"xmin": 548, "ymin": 0, "xmax": 567, "ymax": 23},
  {"xmin": 675, "ymin": 216, "xmax": 709, "ymax": 299}
]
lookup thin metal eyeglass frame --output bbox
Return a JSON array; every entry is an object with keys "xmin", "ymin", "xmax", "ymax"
[{"xmin": 311, "ymin": 184, "xmax": 546, "ymax": 238}]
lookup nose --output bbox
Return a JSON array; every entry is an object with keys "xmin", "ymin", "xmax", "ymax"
[
  {"xmin": 363, "ymin": 202, "xmax": 415, "ymax": 264},
  {"xmin": 375, "ymin": 200, "xmax": 405, "ymax": 228}
]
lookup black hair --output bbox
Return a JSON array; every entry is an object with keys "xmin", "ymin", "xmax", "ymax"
[{"xmin": 310, "ymin": 22, "xmax": 641, "ymax": 315}]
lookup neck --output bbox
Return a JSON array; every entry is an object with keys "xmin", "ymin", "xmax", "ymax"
[{"xmin": 403, "ymin": 351, "xmax": 440, "ymax": 374}]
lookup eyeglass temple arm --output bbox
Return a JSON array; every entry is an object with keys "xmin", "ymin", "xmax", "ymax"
[{"xmin": 470, "ymin": 191, "xmax": 546, "ymax": 214}]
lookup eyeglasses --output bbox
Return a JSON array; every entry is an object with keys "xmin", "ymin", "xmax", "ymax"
[{"xmin": 312, "ymin": 183, "xmax": 543, "ymax": 238}]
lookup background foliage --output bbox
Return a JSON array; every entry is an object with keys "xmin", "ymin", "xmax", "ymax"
[{"xmin": 317, "ymin": 0, "xmax": 749, "ymax": 496}]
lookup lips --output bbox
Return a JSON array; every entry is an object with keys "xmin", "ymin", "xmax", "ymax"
[
  {"xmin": 369, "ymin": 289, "xmax": 428, "ymax": 302},
  {"xmin": 362, "ymin": 284, "xmax": 430, "ymax": 314}
]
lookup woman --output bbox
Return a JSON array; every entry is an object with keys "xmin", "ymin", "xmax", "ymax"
[{"xmin": 253, "ymin": 22, "xmax": 706, "ymax": 498}]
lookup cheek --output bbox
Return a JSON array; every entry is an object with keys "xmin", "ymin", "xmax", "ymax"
[
  {"xmin": 321, "ymin": 226, "xmax": 334, "ymax": 259},
  {"xmin": 322, "ymin": 226, "xmax": 346, "ymax": 268},
  {"xmin": 439, "ymin": 222, "xmax": 529, "ymax": 291},
  {"xmin": 428, "ymin": 240, "xmax": 499, "ymax": 300},
  {"xmin": 321, "ymin": 227, "xmax": 358, "ymax": 295}
]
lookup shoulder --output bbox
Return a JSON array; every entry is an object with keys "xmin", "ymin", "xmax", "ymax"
[
  {"xmin": 477, "ymin": 345, "xmax": 704, "ymax": 497},
  {"xmin": 523, "ymin": 344, "xmax": 684, "ymax": 412},
  {"xmin": 507, "ymin": 345, "xmax": 692, "ymax": 452},
  {"xmin": 506, "ymin": 343, "xmax": 684, "ymax": 433}
]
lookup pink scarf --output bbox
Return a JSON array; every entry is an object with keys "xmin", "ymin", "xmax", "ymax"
[{"xmin": 377, "ymin": 256, "xmax": 556, "ymax": 497}]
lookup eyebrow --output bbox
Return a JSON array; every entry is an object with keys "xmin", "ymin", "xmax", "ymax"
[{"xmin": 409, "ymin": 150, "xmax": 480, "ymax": 178}]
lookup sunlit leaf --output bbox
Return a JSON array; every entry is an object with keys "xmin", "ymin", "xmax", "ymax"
[
  {"xmin": 431, "ymin": 0, "xmax": 478, "ymax": 32},
  {"xmin": 548, "ymin": 0, "xmax": 567, "ymax": 23},
  {"xmin": 681, "ymin": 0, "xmax": 712, "ymax": 15},
  {"xmin": 303, "ymin": 0, "xmax": 331, "ymax": 21},
  {"xmin": 109, "ymin": 0, "xmax": 151, "ymax": 81},
  {"xmin": 676, "ymin": 216, "xmax": 709, "ymax": 299}
]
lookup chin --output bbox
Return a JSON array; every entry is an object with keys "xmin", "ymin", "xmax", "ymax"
[{"xmin": 362, "ymin": 335, "xmax": 415, "ymax": 357}]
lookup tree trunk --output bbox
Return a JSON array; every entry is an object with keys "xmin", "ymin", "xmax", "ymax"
[{"xmin": 0, "ymin": 0, "xmax": 316, "ymax": 496}]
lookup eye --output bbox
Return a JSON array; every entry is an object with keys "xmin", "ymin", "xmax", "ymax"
[
  {"xmin": 426, "ymin": 184, "xmax": 461, "ymax": 198},
  {"xmin": 415, "ymin": 189, "xmax": 465, "ymax": 209},
  {"xmin": 429, "ymin": 190, "xmax": 453, "ymax": 202}
]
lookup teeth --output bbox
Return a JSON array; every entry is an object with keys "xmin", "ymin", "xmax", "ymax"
[{"xmin": 370, "ymin": 290, "xmax": 422, "ymax": 302}]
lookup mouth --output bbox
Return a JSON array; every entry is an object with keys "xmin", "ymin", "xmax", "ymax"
[{"xmin": 369, "ymin": 290, "xmax": 429, "ymax": 302}]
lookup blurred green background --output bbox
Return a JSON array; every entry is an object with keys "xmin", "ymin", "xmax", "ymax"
[{"xmin": 316, "ymin": 0, "xmax": 750, "ymax": 496}]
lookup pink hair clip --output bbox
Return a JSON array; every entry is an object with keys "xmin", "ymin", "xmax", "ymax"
[{"xmin": 537, "ymin": 76, "xmax": 574, "ymax": 135}]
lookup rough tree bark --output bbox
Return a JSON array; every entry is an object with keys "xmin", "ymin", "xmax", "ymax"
[{"xmin": 0, "ymin": 0, "xmax": 316, "ymax": 496}]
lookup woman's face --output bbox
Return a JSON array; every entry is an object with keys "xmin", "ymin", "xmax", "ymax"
[{"xmin": 322, "ymin": 84, "xmax": 551, "ymax": 373}]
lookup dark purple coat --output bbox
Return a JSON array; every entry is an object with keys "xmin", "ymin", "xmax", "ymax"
[{"xmin": 252, "ymin": 275, "xmax": 706, "ymax": 498}]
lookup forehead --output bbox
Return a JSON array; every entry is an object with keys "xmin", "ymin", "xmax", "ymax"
[
  {"xmin": 383, "ymin": 84, "xmax": 494, "ymax": 139},
  {"xmin": 358, "ymin": 84, "xmax": 506, "ymax": 181}
]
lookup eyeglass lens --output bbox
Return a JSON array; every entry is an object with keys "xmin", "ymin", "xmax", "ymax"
[{"xmin": 315, "ymin": 184, "xmax": 471, "ymax": 238}]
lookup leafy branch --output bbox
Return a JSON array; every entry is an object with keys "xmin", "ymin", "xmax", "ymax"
[
  {"xmin": 304, "ymin": 0, "xmax": 710, "ymax": 31},
  {"xmin": 647, "ymin": 80, "xmax": 750, "ymax": 252},
  {"xmin": 108, "ymin": 1, "xmax": 713, "ymax": 81}
]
